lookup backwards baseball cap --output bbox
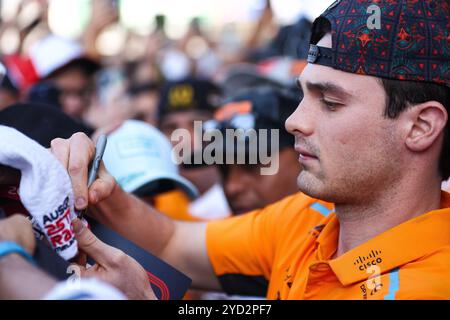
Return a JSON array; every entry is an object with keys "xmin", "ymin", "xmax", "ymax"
[
  {"xmin": 30, "ymin": 34, "xmax": 100, "ymax": 79},
  {"xmin": 158, "ymin": 77, "xmax": 221, "ymax": 119},
  {"xmin": 102, "ymin": 120, "xmax": 199, "ymax": 199},
  {"xmin": 307, "ymin": 0, "xmax": 449, "ymax": 86}
]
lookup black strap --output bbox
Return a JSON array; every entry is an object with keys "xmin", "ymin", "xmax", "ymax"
[{"xmin": 307, "ymin": 44, "xmax": 334, "ymax": 67}]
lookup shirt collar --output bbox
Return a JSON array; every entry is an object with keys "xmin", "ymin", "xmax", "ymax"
[
  {"xmin": 317, "ymin": 192, "xmax": 450, "ymax": 286},
  {"xmin": 315, "ymin": 214, "xmax": 339, "ymax": 261}
]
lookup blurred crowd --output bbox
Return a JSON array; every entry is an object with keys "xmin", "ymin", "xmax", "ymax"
[
  {"xmin": 1, "ymin": 0, "xmax": 449, "ymax": 301},
  {"xmin": 0, "ymin": 0, "xmax": 308, "ymax": 215},
  {"xmin": 0, "ymin": 0, "xmax": 311, "ymax": 300}
]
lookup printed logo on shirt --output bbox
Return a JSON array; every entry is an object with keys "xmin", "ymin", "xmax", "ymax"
[
  {"xmin": 308, "ymin": 224, "xmax": 326, "ymax": 238},
  {"xmin": 354, "ymin": 250, "xmax": 383, "ymax": 272},
  {"xmin": 360, "ymin": 264, "xmax": 383, "ymax": 299},
  {"xmin": 283, "ymin": 266, "xmax": 293, "ymax": 289},
  {"xmin": 360, "ymin": 281, "xmax": 383, "ymax": 300}
]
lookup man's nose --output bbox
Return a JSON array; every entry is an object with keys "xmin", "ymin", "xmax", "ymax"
[{"xmin": 285, "ymin": 99, "xmax": 315, "ymax": 138}]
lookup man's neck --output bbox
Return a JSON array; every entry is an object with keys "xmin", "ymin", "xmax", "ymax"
[{"xmin": 334, "ymin": 176, "xmax": 442, "ymax": 258}]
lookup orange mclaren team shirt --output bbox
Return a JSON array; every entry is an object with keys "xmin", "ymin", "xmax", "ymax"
[{"xmin": 206, "ymin": 192, "xmax": 450, "ymax": 299}]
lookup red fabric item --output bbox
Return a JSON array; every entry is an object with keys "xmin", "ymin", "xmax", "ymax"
[{"xmin": 2, "ymin": 55, "xmax": 39, "ymax": 92}]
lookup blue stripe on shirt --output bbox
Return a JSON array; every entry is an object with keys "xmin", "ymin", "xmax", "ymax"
[
  {"xmin": 384, "ymin": 268, "xmax": 400, "ymax": 300},
  {"xmin": 310, "ymin": 202, "xmax": 334, "ymax": 217}
]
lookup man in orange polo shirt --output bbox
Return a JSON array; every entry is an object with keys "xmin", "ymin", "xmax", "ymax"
[{"xmin": 49, "ymin": 0, "xmax": 450, "ymax": 299}]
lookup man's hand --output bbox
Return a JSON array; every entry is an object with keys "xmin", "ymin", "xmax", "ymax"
[
  {"xmin": 50, "ymin": 133, "xmax": 116, "ymax": 211},
  {"xmin": 71, "ymin": 219, "xmax": 156, "ymax": 300},
  {"xmin": 0, "ymin": 214, "xmax": 35, "ymax": 255},
  {"xmin": 50, "ymin": 133, "xmax": 219, "ymax": 292}
]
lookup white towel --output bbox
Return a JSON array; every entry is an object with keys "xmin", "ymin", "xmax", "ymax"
[
  {"xmin": 43, "ymin": 278, "xmax": 126, "ymax": 300},
  {"xmin": 0, "ymin": 125, "xmax": 78, "ymax": 260}
]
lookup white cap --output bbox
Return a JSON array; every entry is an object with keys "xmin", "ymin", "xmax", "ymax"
[
  {"xmin": 29, "ymin": 34, "xmax": 96, "ymax": 79},
  {"xmin": 103, "ymin": 120, "xmax": 199, "ymax": 199}
]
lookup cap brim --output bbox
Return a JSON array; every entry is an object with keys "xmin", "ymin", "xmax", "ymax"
[
  {"xmin": 45, "ymin": 56, "xmax": 101, "ymax": 79},
  {"xmin": 124, "ymin": 171, "xmax": 199, "ymax": 200}
]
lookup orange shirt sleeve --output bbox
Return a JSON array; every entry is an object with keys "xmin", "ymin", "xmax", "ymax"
[{"xmin": 205, "ymin": 193, "xmax": 317, "ymax": 296}]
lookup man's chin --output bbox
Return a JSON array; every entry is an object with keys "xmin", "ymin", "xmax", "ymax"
[{"xmin": 297, "ymin": 172, "xmax": 327, "ymax": 199}]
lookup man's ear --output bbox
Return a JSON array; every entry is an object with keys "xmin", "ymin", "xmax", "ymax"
[{"xmin": 404, "ymin": 101, "xmax": 448, "ymax": 152}]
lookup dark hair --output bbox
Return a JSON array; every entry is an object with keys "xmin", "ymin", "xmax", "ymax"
[
  {"xmin": 381, "ymin": 78, "xmax": 450, "ymax": 180},
  {"xmin": 311, "ymin": 18, "xmax": 450, "ymax": 180}
]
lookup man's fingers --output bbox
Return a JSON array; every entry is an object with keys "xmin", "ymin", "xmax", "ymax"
[
  {"xmin": 68, "ymin": 133, "xmax": 95, "ymax": 210},
  {"xmin": 50, "ymin": 138, "xmax": 70, "ymax": 169},
  {"xmin": 71, "ymin": 250, "xmax": 87, "ymax": 267},
  {"xmin": 51, "ymin": 133, "xmax": 106, "ymax": 209},
  {"xmin": 72, "ymin": 218, "xmax": 122, "ymax": 267},
  {"xmin": 88, "ymin": 162, "xmax": 116, "ymax": 204},
  {"xmin": 82, "ymin": 264, "xmax": 103, "ymax": 278}
]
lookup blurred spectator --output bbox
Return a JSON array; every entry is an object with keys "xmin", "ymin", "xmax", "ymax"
[
  {"xmin": 29, "ymin": 34, "xmax": 100, "ymax": 120},
  {"xmin": 158, "ymin": 78, "xmax": 221, "ymax": 190},
  {"xmin": 219, "ymin": 62, "xmax": 292, "ymax": 97},
  {"xmin": 81, "ymin": 0, "xmax": 120, "ymax": 60},
  {"xmin": 102, "ymin": 119, "xmax": 200, "ymax": 221},
  {"xmin": 157, "ymin": 77, "xmax": 231, "ymax": 220},
  {"xmin": 126, "ymin": 59, "xmax": 162, "ymax": 86},
  {"xmin": 125, "ymin": 59, "xmax": 163, "ymax": 126},
  {"xmin": 159, "ymin": 48, "xmax": 193, "ymax": 82},
  {"xmin": 26, "ymin": 81, "xmax": 62, "ymax": 108},
  {"xmin": 127, "ymin": 81, "xmax": 161, "ymax": 126},
  {"xmin": 179, "ymin": 17, "xmax": 221, "ymax": 79},
  {"xmin": 247, "ymin": 16, "xmax": 312, "ymax": 62},
  {"xmin": 144, "ymin": 14, "xmax": 171, "ymax": 60},
  {"xmin": 1, "ymin": 54, "xmax": 39, "ymax": 93},
  {"xmin": 210, "ymin": 86, "xmax": 302, "ymax": 215},
  {"xmin": 0, "ymin": 103, "xmax": 93, "ymax": 148}
]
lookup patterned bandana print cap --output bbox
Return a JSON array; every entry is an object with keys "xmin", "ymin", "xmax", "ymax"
[{"xmin": 307, "ymin": 0, "xmax": 449, "ymax": 87}]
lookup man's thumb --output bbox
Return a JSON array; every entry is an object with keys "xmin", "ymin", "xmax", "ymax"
[{"xmin": 72, "ymin": 218, "xmax": 109, "ymax": 265}]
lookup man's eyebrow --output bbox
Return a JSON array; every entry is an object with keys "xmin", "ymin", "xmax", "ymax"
[{"xmin": 305, "ymin": 81, "xmax": 353, "ymax": 100}]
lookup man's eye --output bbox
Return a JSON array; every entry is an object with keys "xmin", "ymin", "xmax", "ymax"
[{"xmin": 320, "ymin": 98, "xmax": 341, "ymax": 111}]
